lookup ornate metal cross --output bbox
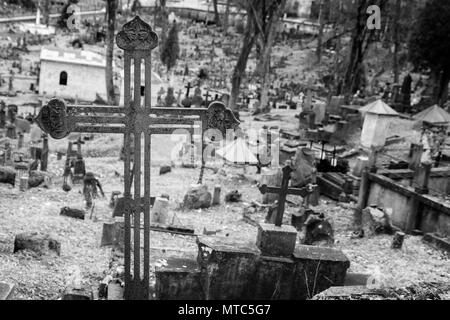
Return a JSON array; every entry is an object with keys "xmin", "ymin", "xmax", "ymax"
[
  {"xmin": 258, "ymin": 162, "xmax": 317, "ymax": 227},
  {"xmin": 34, "ymin": 16, "xmax": 239, "ymax": 300}
]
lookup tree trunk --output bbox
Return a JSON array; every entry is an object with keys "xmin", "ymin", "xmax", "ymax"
[
  {"xmin": 223, "ymin": 0, "xmax": 230, "ymax": 35},
  {"xmin": 160, "ymin": 0, "xmax": 168, "ymax": 45},
  {"xmin": 105, "ymin": 0, "xmax": 117, "ymax": 105},
  {"xmin": 229, "ymin": 16, "xmax": 256, "ymax": 111},
  {"xmin": 212, "ymin": 0, "xmax": 220, "ymax": 26},
  {"xmin": 316, "ymin": 0, "xmax": 325, "ymax": 63},
  {"xmin": 438, "ymin": 69, "xmax": 450, "ymax": 107},
  {"xmin": 258, "ymin": 0, "xmax": 287, "ymax": 112},
  {"xmin": 342, "ymin": 0, "xmax": 368, "ymax": 102},
  {"xmin": 42, "ymin": 0, "xmax": 50, "ymax": 26},
  {"xmin": 393, "ymin": 0, "xmax": 401, "ymax": 83}
]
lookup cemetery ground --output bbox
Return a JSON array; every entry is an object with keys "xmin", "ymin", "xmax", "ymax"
[{"xmin": 0, "ymin": 109, "xmax": 448, "ymax": 300}]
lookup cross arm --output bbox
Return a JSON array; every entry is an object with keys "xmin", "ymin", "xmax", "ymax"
[
  {"xmin": 258, "ymin": 183, "xmax": 318, "ymax": 197},
  {"xmin": 35, "ymin": 99, "xmax": 127, "ymax": 139},
  {"xmin": 150, "ymin": 101, "xmax": 240, "ymax": 136}
]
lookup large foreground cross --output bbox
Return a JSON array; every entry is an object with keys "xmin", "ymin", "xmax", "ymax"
[{"xmin": 35, "ymin": 16, "xmax": 239, "ymax": 300}]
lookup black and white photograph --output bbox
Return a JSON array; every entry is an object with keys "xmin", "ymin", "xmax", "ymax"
[{"xmin": 0, "ymin": 0, "xmax": 449, "ymax": 307}]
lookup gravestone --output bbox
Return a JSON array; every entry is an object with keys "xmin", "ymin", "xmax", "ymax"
[
  {"xmin": 327, "ymin": 96, "xmax": 345, "ymax": 115},
  {"xmin": 155, "ymin": 258, "xmax": 203, "ymax": 300},
  {"xmin": 197, "ymin": 236, "xmax": 260, "ymax": 300},
  {"xmin": 164, "ymin": 87, "xmax": 177, "ymax": 107},
  {"xmin": 191, "ymin": 87, "xmax": 203, "ymax": 107},
  {"xmin": 291, "ymin": 245, "xmax": 350, "ymax": 300}
]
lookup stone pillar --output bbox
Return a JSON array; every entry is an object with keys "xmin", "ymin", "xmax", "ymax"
[
  {"xmin": 212, "ymin": 185, "xmax": 221, "ymax": 205},
  {"xmin": 151, "ymin": 197, "xmax": 169, "ymax": 224},
  {"xmin": 413, "ymin": 163, "xmax": 431, "ymax": 195},
  {"xmin": 353, "ymin": 168, "xmax": 371, "ymax": 227},
  {"xmin": 40, "ymin": 135, "xmax": 48, "ymax": 172},
  {"xmin": 17, "ymin": 132, "xmax": 24, "ymax": 149}
]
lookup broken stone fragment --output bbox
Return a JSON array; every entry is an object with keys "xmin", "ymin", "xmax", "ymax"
[
  {"xmin": 159, "ymin": 165, "xmax": 172, "ymax": 175},
  {"xmin": 361, "ymin": 206, "xmax": 394, "ymax": 236},
  {"xmin": 0, "ymin": 166, "xmax": 16, "ymax": 186},
  {"xmin": 182, "ymin": 184, "xmax": 212, "ymax": 209},
  {"xmin": 60, "ymin": 207, "xmax": 85, "ymax": 220},
  {"xmin": 28, "ymin": 170, "xmax": 52, "ymax": 188},
  {"xmin": 302, "ymin": 213, "xmax": 334, "ymax": 246},
  {"xmin": 225, "ymin": 190, "xmax": 242, "ymax": 202},
  {"xmin": 13, "ymin": 232, "xmax": 61, "ymax": 256}
]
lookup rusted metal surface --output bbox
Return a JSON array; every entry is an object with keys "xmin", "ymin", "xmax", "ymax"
[{"xmin": 35, "ymin": 15, "xmax": 239, "ymax": 300}]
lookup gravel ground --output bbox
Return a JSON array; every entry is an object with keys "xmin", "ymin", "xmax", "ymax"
[{"xmin": 1, "ymin": 115, "xmax": 449, "ymax": 299}]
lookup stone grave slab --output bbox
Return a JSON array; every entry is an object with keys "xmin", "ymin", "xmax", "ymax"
[
  {"xmin": 256, "ymin": 223, "xmax": 297, "ymax": 257},
  {"xmin": 155, "ymin": 257, "xmax": 203, "ymax": 300},
  {"xmin": 254, "ymin": 255, "xmax": 295, "ymax": 299},
  {"xmin": 291, "ymin": 245, "xmax": 350, "ymax": 300},
  {"xmin": 197, "ymin": 236, "xmax": 260, "ymax": 300},
  {"xmin": 312, "ymin": 285, "xmax": 374, "ymax": 300}
]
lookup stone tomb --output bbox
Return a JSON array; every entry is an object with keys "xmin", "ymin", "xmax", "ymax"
[
  {"xmin": 154, "ymin": 234, "xmax": 350, "ymax": 300},
  {"xmin": 155, "ymin": 258, "xmax": 203, "ymax": 300},
  {"xmin": 291, "ymin": 245, "xmax": 350, "ymax": 300}
]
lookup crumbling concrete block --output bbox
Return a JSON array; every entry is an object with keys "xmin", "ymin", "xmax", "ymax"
[
  {"xmin": 256, "ymin": 223, "xmax": 297, "ymax": 257},
  {"xmin": 14, "ymin": 232, "xmax": 61, "ymax": 256},
  {"xmin": 291, "ymin": 245, "xmax": 350, "ymax": 300},
  {"xmin": 197, "ymin": 236, "xmax": 260, "ymax": 300},
  {"xmin": 155, "ymin": 258, "xmax": 203, "ymax": 300},
  {"xmin": 254, "ymin": 256, "xmax": 295, "ymax": 299}
]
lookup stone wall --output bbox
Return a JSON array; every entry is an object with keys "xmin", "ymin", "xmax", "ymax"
[{"xmin": 367, "ymin": 173, "xmax": 450, "ymax": 236}]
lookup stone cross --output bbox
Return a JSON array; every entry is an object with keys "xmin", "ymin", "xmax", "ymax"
[
  {"xmin": 258, "ymin": 162, "xmax": 317, "ymax": 227},
  {"xmin": 203, "ymin": 91, "xmax": 211, "ymax": 105},
  {"xmin": 35, "ymin": 16, "xmax": 239, "ymax": 300},
  {"xmin": 184, "ymin": 81, "xmax": 193, "ymax": 97}
]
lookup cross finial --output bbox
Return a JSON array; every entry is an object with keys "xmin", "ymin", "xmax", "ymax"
[{"xmin": 116, "ymin": 16, "xmax": 159, "ymax": 51}]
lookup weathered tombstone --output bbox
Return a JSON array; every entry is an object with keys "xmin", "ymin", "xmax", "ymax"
[
  {"xmin": 151, "ymin": 197, "xmax": 169, "ymax": 224},
  {"xmin": 191, "ymin": 87, "xmax": 203, "ymax": 107},
  {"xmin": 0, "ymin": 166, "xmax": 16, "ymax": 186},
  {"xmin": 391, "ymin": 231, "xmax": 405, "ymax": 249},
  {"xmin": 60, "ymin": 207, "xmax": 85, "ymax": 220},
  {"xmin": 312, "ymin": 101, "xmax": 326, "ymax": 124},
  {"xmin": 197, "ymin": 236, "xmax": 260, "ymax": 299},
  {"xmin": 212, "ymin": 185, "xmax": 221, "ymax": 205},
  {"xmin": 291, "ymin": 245, "xmax": 350, "ymax": 300},
  {"xmin": 183, "ymin": 184, "xmax": 212, "ymax": 209},
  {"xmin": 5, "ymin": 123, "xmax": 16, "ymax": 139},
  {"xmin": 0, "ymin": 104, "xmax": 5, "ymax": 129},
  {"xmin": 155, "ymin": 258, "xmax": 203, "ymax": 300},
  {"xmin": 14, "ymin": 232, "xmax": 61, "ymax": 256},
  {"xmin": 34, "ymin": 15, "xmax": 239, "ymax": 300},
  {"xmin": 164, "ymin": 87, "xmax": 177, "ymax": 107},
  {"xmin": 327, "ymin": 95, "xmax": 345, "ymax": 115}
]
